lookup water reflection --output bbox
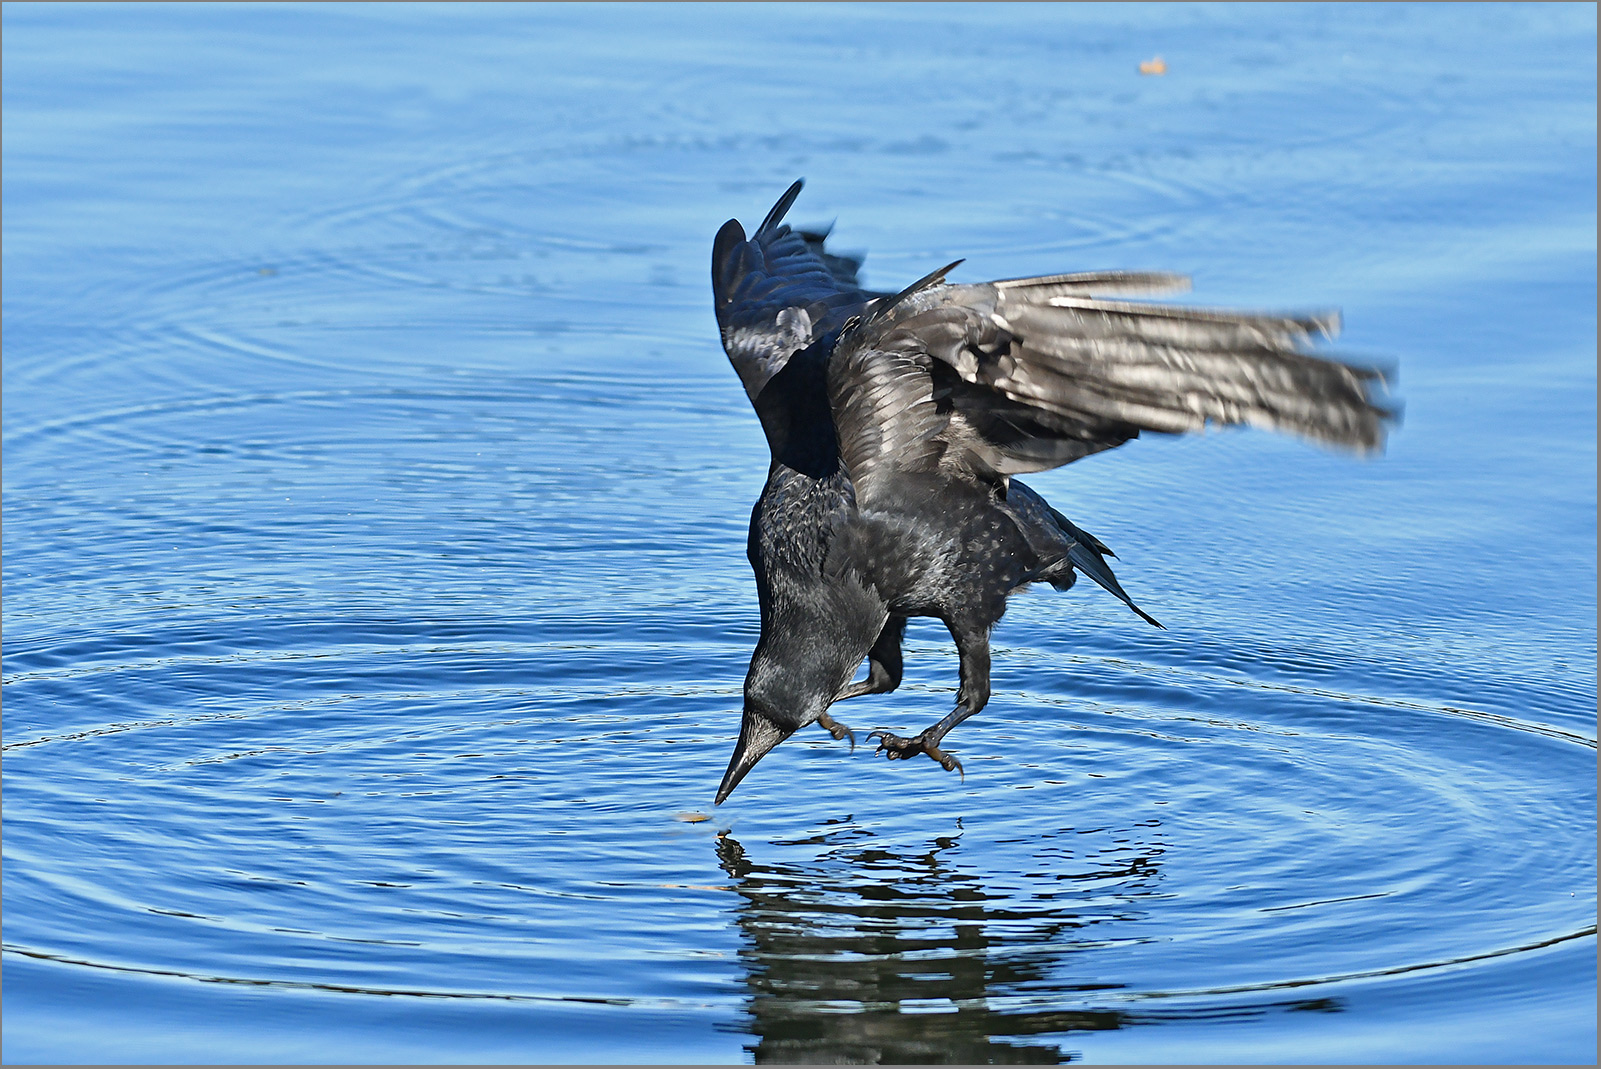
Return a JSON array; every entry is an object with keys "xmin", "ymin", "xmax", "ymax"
[{"xmin": 714, "ymin": 822, "xmax": 1162, "ymax": 1064}]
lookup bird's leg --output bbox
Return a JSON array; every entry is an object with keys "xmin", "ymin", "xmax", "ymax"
[
  {"xmin": 833, "ymin": 615, "xmax": 906, "ymax": 702},
  {"xmin": 869, "ymin": 620, "xmax": 992, "ymax": 777},
  {"xmin": 816, "ymin": 711, "xmax": 856, "ymax": 750},
  {"xmin": 823, "ymin": 616, "xmax": 906, "ymax": 751}
]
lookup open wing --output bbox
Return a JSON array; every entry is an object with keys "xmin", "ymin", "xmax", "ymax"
[
  {"xmin": 711, "ymin": 180, "xmax": 881, "ymax": 401},
  {"xmin": 829, "ymin": 267, "xmax": 1396, "ymax": 503}
]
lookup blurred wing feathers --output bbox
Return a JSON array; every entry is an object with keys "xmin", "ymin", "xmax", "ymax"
[
  {"xmin": 992, "ymin": 292, "xmax": 1385, "ymax": 448},
  {"xmin": 829, "ymin": 271, "xmax": 1396, "ymax": 501},
  {"xmin": 992, "ymin": 271, "xmax": 1193, "ymax": 298}
]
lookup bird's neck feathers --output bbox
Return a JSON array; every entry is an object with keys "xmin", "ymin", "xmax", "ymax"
[
  {"xmin": 743, "ymin": 581, "xmax": 889, "ymax": 734},
  {"xmin": 743, "ymin": 649, "xmax": 831, "ymax": 735}
]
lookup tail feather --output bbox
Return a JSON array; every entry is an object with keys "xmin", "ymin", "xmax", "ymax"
[
  {"xmin": 1050, "ymin": 506, "xmax": 1116, "ymax": 558},
  {"xmin": 1063, "ymin": 538, "xmax": 1165, "ymax": 630},
  {"xmin": 758, "ymin": 179, "xmax": 805, "ymax": 234},
  {"xmin": 1004, "ymin": 479, "xmax": 1162, "ymax": 629}
]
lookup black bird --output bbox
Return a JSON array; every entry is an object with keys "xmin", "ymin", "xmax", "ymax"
[{"xmin": 711, "ymin": 180, "xmax": 1393, "ymax": 804}]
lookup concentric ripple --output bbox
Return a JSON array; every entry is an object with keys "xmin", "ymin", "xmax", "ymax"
[
  {"xmin": 6, "ymin": 1, "xmax": 1595, "ymax": 1062},
  {"xmin": 4, "ymin": 617, "xmax": 1594, "ymax": 1062}
]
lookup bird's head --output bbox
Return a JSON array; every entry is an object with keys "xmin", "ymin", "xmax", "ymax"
[
  {"xmin": 714, "ymin": 698, "xmax": 795, "ymax": 806},
  {"xmin": 714, "ymin": 645, "xmax": 841, "ymax": 805}
]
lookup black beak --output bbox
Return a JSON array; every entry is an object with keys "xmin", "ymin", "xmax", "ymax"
[{"xmin": 714, "ymin": 712, "xmax": 789, "ymax": 805}]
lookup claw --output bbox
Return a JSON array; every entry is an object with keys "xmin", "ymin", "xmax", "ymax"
[
  {"xmin": 928, "ymin": 745, "xmax": 964, "ymax": 778},
  {"xmin": 818, "ymin": 712, "xmax": 856, "ymax": 752},
  {"xmin": 865, "ymin": 728, "xmax": 962, "ymax": 776}
]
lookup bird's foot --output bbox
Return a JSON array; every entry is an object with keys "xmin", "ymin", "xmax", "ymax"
[
  {"xmin": 866, "ymin": 728, "xmax": 963, "ymax": 777},
  {"xmin": 817, "ymin": 712, "xmax": 856, "ymax": 752}
]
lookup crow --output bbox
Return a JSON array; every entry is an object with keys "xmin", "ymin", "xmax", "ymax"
[{"xmin": 711, "ymin": 180, "xmax": 1394, "ymax": 804}]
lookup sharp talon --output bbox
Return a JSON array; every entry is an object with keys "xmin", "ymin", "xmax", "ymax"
[
  {"xmin": 818, "ymin": 713, "xmax": 856, "ymax": 752},
  {"xmin": 931, "ymin": 748, "xmax": 964, "ymax": 778},
  {"xmin": 866, "ymin": 728, "xmax": 900, "ymax": 759}
]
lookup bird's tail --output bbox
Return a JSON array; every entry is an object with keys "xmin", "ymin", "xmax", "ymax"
[
  {"xmin": 1004, "ymin": 479, "xmax": 1164, "ymax": 629},
  {"xmin": 1058, "ymin": 530, "xmax": 1165, "ymax": 630},
  {"xmin": 1033, "ymin": 509, "xmax": 1164, "ymax": 630}
]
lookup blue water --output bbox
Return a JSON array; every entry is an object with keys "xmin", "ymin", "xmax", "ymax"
[{"xmin": 4, "ymin": 3, "xmax": 1595, "ymax": 1063}]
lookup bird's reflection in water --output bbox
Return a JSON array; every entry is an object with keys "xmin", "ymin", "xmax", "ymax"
[{"xmin": 714, "ymin": 819, "xmax": 1161, "ymax": 1064}]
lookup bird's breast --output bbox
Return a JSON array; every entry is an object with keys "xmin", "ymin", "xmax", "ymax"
[{"xmin": 750, "ymin": 465, "xmax": 856, "ymax": 576}]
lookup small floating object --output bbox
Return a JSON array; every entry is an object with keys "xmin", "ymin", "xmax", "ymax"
[
  {"xmin": 674, "ymin": 812, "xmax": 710, "ymax": 823},
  {"xmin": 1139, "ymin": 55, "xmax": 1167, "ymax": 76}
]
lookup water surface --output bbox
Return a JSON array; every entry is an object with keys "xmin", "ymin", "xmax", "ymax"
[{"xmin": 4, "ymin": 3, "xmax": 1595, "ymax": 1063}]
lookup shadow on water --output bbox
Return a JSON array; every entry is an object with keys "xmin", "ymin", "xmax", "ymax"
[{"xmin": 713, "ymin": 823, "xmax": 1150, "ymax": 1064}]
